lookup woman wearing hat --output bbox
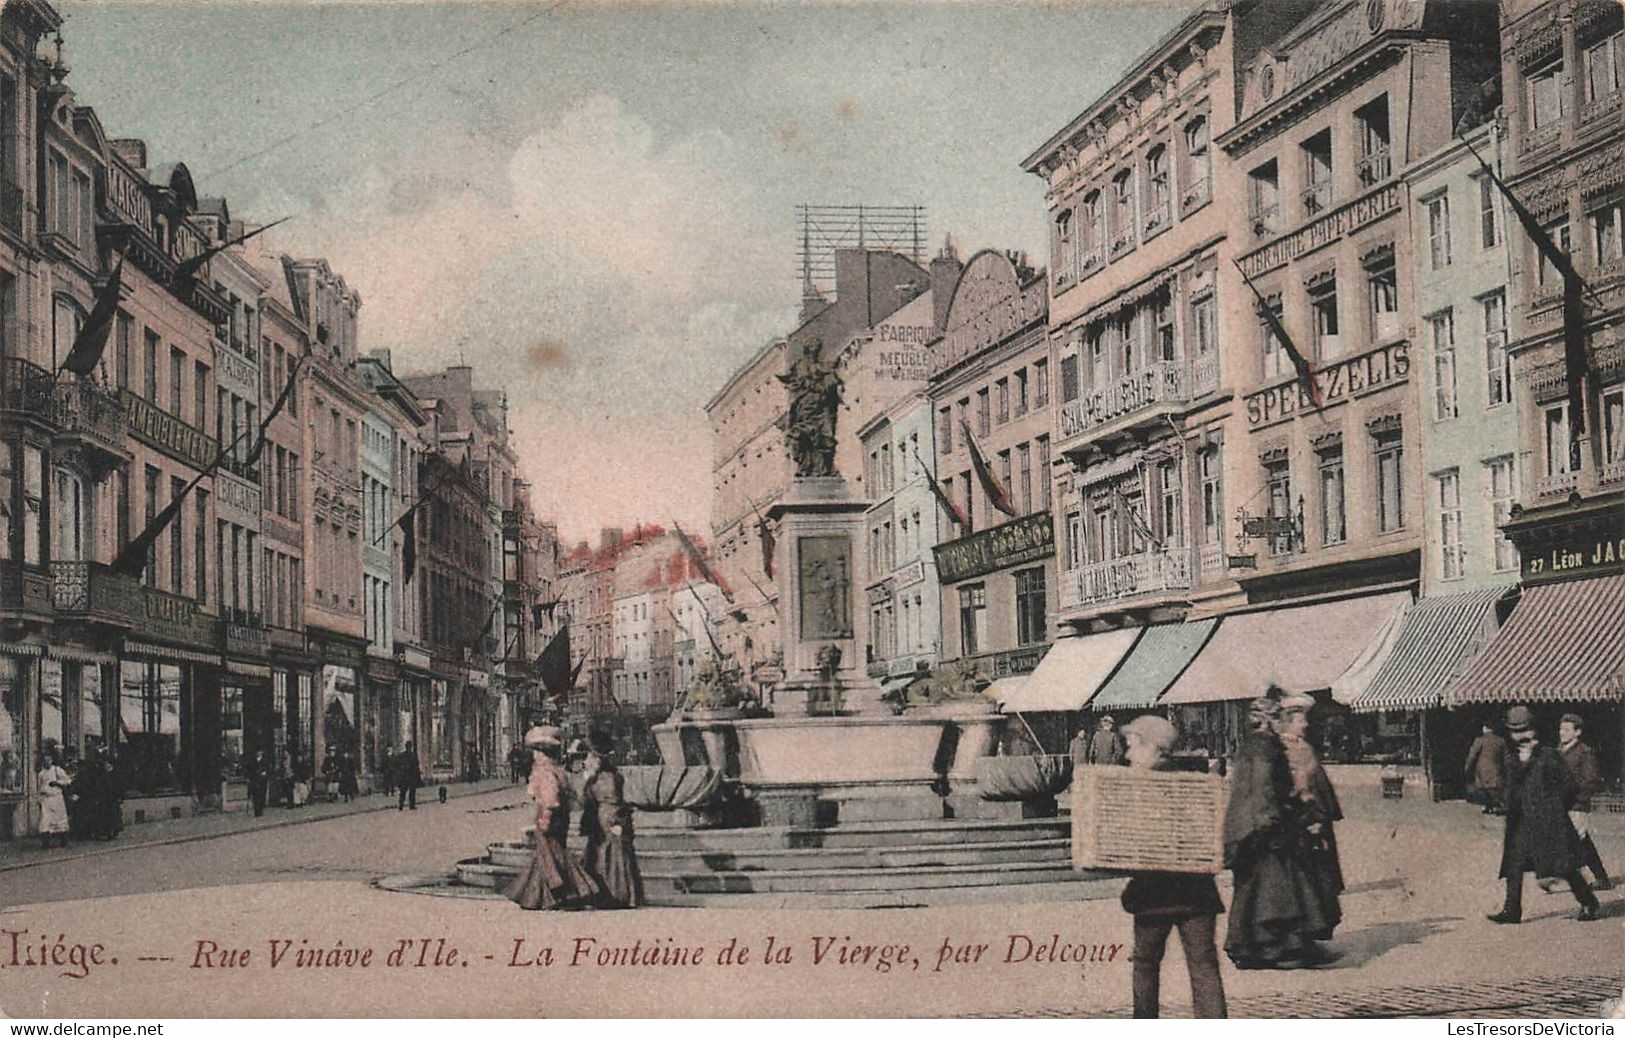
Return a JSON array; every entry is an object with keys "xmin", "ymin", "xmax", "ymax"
[
  {"xmin": 504, "ymin": 726, "xmax": 600, "ymax": 911},
  {"xmin": 1276, "ymin": 691, "xmax": 1344, "ymax": 940},
  {"xmin": 580, "ymin": 730, "xmax": 645, "ymax": 909},
  {"xmin": 1221, "ymin": 689, "xmax": 1337, "ymax": 969}
]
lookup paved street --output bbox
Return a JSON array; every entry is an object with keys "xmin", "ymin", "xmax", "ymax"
[{"xmin": 0, "ymin": 785, "xmax": 1619, "ymax": 1017}]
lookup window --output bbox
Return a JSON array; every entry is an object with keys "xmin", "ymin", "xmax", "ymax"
[
  {"xmin": 1584, "ymin": 31, "xmax": 1624, "ymax": 103},
  {"xmin": 1117, "ymin": 311, "xmax": 1138, "ymax": 375},
  {"xmin": 1317, "ymin": 445, "xmax": 1345, "ymax": 546},
  {"xmin": 959, "ymin": 584, "xmax": 987, "ymax": 656},
  {"xmin": 143, "ymin": 466, "xmax": 159, "ymax": 585},
  {"xmin": 1603, "ymin": 384, "xmax": 1625, "ymax": 470},
  {"xmin": 1059, "ymin": 353, "xmax": 1079, "ymax": 403},
  {"xmin": 1157, "ymin": 458, "xmax": 1182, "ymax": 547},
  {"xmin": 115, "ymin": 313, "xmax": 131, "ymax": 389},
  {"xmin": 1200, "ymin": 446, "xmax": 1223, "ymax": 547},
  {"xmin": 1015, "ymin": 368, "xmax": 1029, "ymax": 416},
  {"xmin": 1435, "ymin": 470, "xmax": 1463, "ymax": 580},
  {"xmin": 976, "ymin": 388, "xmax": 990, "ymax": 437},
  {"xmin": 1529, "ymin": 59, "xmax": 1564, "ymax": 130},
  {"xmin": 1037, "ymin": 436, "xmax": 1051, "ymax": 509},
  {"xmin": 1479, "ymin": 456, "xmax": 1520, "ymax": 573},
  {"xmin": 1033, "ymin": 359, "xmax": 1048, "ymax": 408},
  {"xmin": 144, "ymin": 331, "xmax": 159, "ymax": 403},
  {"xmin": 996, "ymin": 378, "xmax": 1010, "ymax": 424},
  {"xmin": 1590, "ymin": 199, "xmax": 1623, "ymax": 265},
  {"xmin": 1015, "ymin": 568, "xmax": 1047, "ymax": 646},
  {"xmin": 1355, "ymin": 95, "xmax": 1391, "ymax": 184},
  {"xmin": 1250, "ymin": 160, "xmax": 1280, "ymax": 236},
  {"xmin": 1429, "ymin": 310, "xmax": 1458, "ymax": 419},
  {"xmin": 938, "ymin": 407, "xmax": 952, "ymax": 454},
  {"xmin": 1478, "ymin": 175, "xmax": 1501, "ymax": 249},
  {"xmin": 1182, "ymin": 116, "xmax": 1211, "ymax": 206},
  {"xmin": 194, "ymin": 361, "xmax": 208, "ymax": 430},
  {"xmin": 998, "ymin": 450, "xmax": 1012, "ymax": 506},
  {"xmin": 1536, "ymin": 221, "xmax": 1573, "ymax": 289},
  {"xmin": 1053, "ymin": 209, "xmax": 1074, "ymax": 283},
  {"xmin": 1079, "ymin": 191, "xmax": 1104, "ymax": 270},
  {"xmin": 1374, "ymin": 429, "xmax": 1405, "ymax": 533},
  {"xmin": 1260, "ymin": 294, "xmax": 1290, "ymax": 379},
  {"xmin": 1017, "ymin": 442, "xmax": 1032, "ymax": 514},
  {"xmin": 1155, "ymin": 297, "xmax": 1176, "ymax": 362},
  {"xmin": 1483, "ymin": 292, "xmax": 1511, "ymax": 406},
  {"xmin": 1310, "ymin": 279, "xmax": 1340, "ymax": 358},
  {"xmin": 961, "ymin": 472, "xmax": 974, "ymax": 532},
  {"xmin": 169, "ymin": 347, "xmax": 186, "ymax": 417},
  {"xmin": 1192, "ymin": 294, "xmax": 1217, "ymax": 359},
  {"xmin": 1426, "ymin": 193, "xmax": 1452, "ymax": 269},
  {"xmin": 196, "ymin": 491, "xmax": 209, "ymax": 604},
  {"xmin": 51, "ymin": 296, "xmax": 82, "ymax": 373},
  {"xmin": 1066, "ymin": 511, "xmax": 1084, "ymax": 570},
  {"xmin": 1089, "ymin": 330, "xmax": 1107, "ymax": 389},
  {"xmin": 51, "ymin": 467, "xmax": 84, "ymax": 562},
  {"xmin": 1111, "ymin": 169, "xmax": 1136, "ymax": 246},
  {"xmin": 1265, "ymin": 457, "xmax": 1293, "ymax": 556},
  {"xmin": 1367, "ymin": 253, "xmax": 1400, "ymax": 341},
  {"xmin": 1301, "ymin": 129, "xmax": 1333, "ymax": 214},
  {"xmin": 1145, "ymin": 145, "xmax": 1170, "ymax": 230},
  {"xmin": 169, "ymin": 476, "xmax": 186, "ymax": 592}
]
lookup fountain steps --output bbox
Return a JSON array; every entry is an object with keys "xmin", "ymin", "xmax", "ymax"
[
  {"xmin": 482, "ymin": 835, "xmax": 1070, "ymax": 872},
  {"xmin": 523, "ymin": 815, "xmax": 1071, "ymax": 851}
]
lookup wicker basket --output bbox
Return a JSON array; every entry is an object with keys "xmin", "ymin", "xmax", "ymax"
[{"xmin": 1071, "ymin": 764, "xmax": 1226, "ymax": 874}]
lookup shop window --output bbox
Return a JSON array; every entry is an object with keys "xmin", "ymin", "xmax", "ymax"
[
  {"xmin": 1318, "ymin": 445, "xmax": 1346, "ymax": 546},
  {"xmin": 223, "ymin": 685, "xmax": 245, "ymax": 779},
  {"xmin": 1436, "ymin": 469, "xmax": 1463, "ymax": 580},
  {"xmin": 79, "ymin": 664, "xmax": 104, "ymax": 751},
  {"xmin": 1429, "ymin": 310, "xmax": 1458, "ymax": 419},
  {"xmin": 1015, "ymin": 568, "xmax": 1047, "ymax": 646},
  {"xmin": 39, "ymin": 658, "xmax": 61, "ymax": 758},
  {"xmin": 1483, "ymin": 292, "xmax": 1511, "ymax": 406},
  {"xmin": 118, "ymin": 660, "xmax": 184, "ymax": 794},
  {"xmin": 0, "ymin": 657, "xmax": 22, "ymax": 794}
]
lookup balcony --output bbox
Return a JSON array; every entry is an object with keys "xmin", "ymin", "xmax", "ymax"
[
  {"xmin": 1191, "ymin": 352, "xmax": 1219, "ymax": 396},
  {"xmin": 1356, "ymin": 148, "xmax": 1392, "ymax": 186},
  {"xmin": 1535, "ymin": 470, "xmax": 1579, "ymax": 498},
  {"xmin": 1058, "ymin": 360, "xmax": 1188, "ymax": 442},
  {"xmin": 1198, "ymin": 543, "xmax": 1226, "ymax": 581},
  {"xmin": 1582, "ymin": 90, "xmax": 1624, "ymax": 125},
  {"xmin": 51, "ymin": 561, "xmax": 141, "ymax": 627},
  {"xmin": 1602, "ymin": 459, "xmax": 1625, "ymax": 486},
  {"xmin": 0, "ymin": 356, "xmax": 54, "ymax": 417},
  {"xmin": 1060, "ymin": 547, "xmax": 1193, "ymax": 610}
]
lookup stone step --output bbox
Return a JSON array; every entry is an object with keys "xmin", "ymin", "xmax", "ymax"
[
  {"xmin": 642, "ymin": 876, "xmax": 1122, "ymax": 909},
  {"xmin": 483, "ymin": 836, "xmax": 1072, "ymax": 872},
  {"xmin": 650, "ymin": 858, "xmax": 1098, "ymax": 895},
  {"xmin": 519, "ymin": 816, "xmax": 1070, "ymax": 852}
]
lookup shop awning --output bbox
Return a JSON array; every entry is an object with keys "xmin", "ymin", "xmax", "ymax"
[
  {"xmin": 1162, "ymin": 591, "xmax": 1411, "ymax": 705},
  {"xmin": 125, "ymin": 641, "xmax": 221, "ymax": 666},
  {"xmin": 999, "ymin": 628, "xmax": 1139, "ymax": 713},
  {"xmin": 1088, "ymin": 619, "xmax": 1218, "ymax": 711},
  {"xmin": 1447, "ymin": 574, "xmax": 1625, "ymax": 705},
  {"xmin": 46, "ymin": 645, "xmax": 117, "ymax": 665},
  {"xmin": 226, "ymin": 660, "xmax": 274, "ymax": 680},
  {"xmin": 986, "ymin": 674, "xmax": 1029, "ymax": 705},
  {"xmin": 1344, "ymin": 585, "xmax": 1515, "ymax": 713}
]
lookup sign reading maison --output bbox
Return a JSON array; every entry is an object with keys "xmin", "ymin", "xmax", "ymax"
[
  {"xmin": 1237, "ymin": 185, "xmax": 1399, "ymax": 279},
  {"xmin": 934, "ymin": 512, "xmax": 1054, "ymax": 584}
]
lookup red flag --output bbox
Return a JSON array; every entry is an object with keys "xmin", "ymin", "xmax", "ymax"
[
  {"xmin": 748, "ymin": 497, "xmax": 775, "ymax": 580},
  {"xmin": 913, "ymin": 446, "xmax": 967, "ymax": 528},
  {"xmin": 671, "ymin": 520, "xmax": 733, "ymax": 603},
  {"xmin": 960, "ymin": 418, "xmax": 1017, "ymax": 517},
  {"xmin": 1233, "ymin": 260, "xmax": 1323, "ymax": 409}
]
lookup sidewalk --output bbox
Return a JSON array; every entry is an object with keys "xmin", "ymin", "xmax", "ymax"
[{"xmin": 0, "ymin": 776, "xmax": 526, "ymax": 873}]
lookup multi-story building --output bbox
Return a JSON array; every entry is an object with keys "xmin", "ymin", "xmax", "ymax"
[
  {"xmin": 925, "ymin": 248, "xmax": 1056, "ymax": 721},
  {"xmin": 1020, "ymin": 4, "xmax": 1242, "ymax": 739},
  {"xmin": 1449, "ymin": 0, "xmax": 1624, "ymax": 780},
  {"xmin": 557, "ymin": 539, "xmax": 594, "ymax": 725},
  {"xmin": 286, "ymin": 257, "xmax": 369, "ymax": 780},
  {"xmin": 501, "ymin": 479, "xmax": 559, "ymax": 728}
]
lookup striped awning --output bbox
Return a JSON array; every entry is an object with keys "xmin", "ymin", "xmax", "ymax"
[
  {"xmin": 1344, "ymin": 585, "xmax": 1515, "ymax": 713},
  {"xmin": 1162, "ymin": 591, "xmax": 1411, "ymax": 704},
  {"xmin": 47, "ymin": 645, "xmax": 119, "ymax": 666},
  {"xmin": 0, "ymin": 641, "xmax": 44, "ymax": 657},
  {"xmin": 999, "ymin": 628, "xmax": 1139, "ymax": 712},
  {"xmin": 124, "ymin": 641, "xmax": 221, "ymax": 666},
  {"xmin": 1088, "ymin": 620, "xmax": 1217, "ymax": 711},
  {"xmin": 1447, "ymin": 574, "xmax": 1625, "ymax": 705}
]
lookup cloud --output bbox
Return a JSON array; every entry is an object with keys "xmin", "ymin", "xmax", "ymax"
[{"xmin": 256, "ymin": 94, "xmax": 796, "ymax": 542}]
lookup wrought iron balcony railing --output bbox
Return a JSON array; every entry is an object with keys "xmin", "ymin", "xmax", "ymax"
[{"xmin": 1060, "ymin": 547, "xmax": 1194, "ymax": 610}]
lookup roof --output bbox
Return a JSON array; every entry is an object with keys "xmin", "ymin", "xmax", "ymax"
[
  {"xmin": 1162, "ymin": 591, "xmax": 1411, "ymax": 704},
  {"xmin": 1089, "ymin": 619, "xmax": 1218, "ymax": 711},
  {"xmin": 1447, "ymin": 574, "xmax": 1625, "ymax": 706},
  {"xmin": 1343, "ymin": 585, "xmax": 1514, "ymax": 713}
]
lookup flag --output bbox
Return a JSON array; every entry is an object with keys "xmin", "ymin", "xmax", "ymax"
[
  {"xmin": 913, "ymin": 447, "xmax": 967, "ymax": 528},
  {"xmin": 533, "ymin": 600, "xmax": 558, "ymax": 630},
  {"xmin": 60, "ymin": 256, "xmax": 124, "ymax": 376},
  {"xmin": 1115, "ymin": 485, "xmax": 1159, "ymax": 549},
  {"xmin": 466, "ymin": 600, "xmax": 499, "ymax": 654},
  {"xmin": 1460, "ymin": 135, "xmax": 1590, "ymax": 439},
  {"xmin": 536, "ymin": 626, "xmax": 574, "ymax": 700},
  {"xmin": 243, "ymin": 354, "xmax": 303, "ymax": 469},
  {"xmin": 1233, "ymin": 260, "xmax": 1323, "ymax": 408},
  {"xmin": 748, "ymin": 497, "xmax": 775, "ymax": 580},
  {"xmin": 671, "ymin": 520, "xmax": 733, "ymax": 603},
  {"xmin": 959, "ymin": 418, "xmax": 1017, "ymax": 517},
  {"xmin": 170, "ymin": 217, "xmax": 290, "ymax": 287},
  {"xmin": 400, "ymin": 511, "xmax": 417, "ymax": 585},
  {"xmin": 110, "ymin": 425, "xmax": 249, "ymax": 577}
]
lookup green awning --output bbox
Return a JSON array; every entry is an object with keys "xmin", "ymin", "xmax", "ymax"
[{"xmin": 1088, "ymin": 620, "xmax": 1218, "ymax": 711}]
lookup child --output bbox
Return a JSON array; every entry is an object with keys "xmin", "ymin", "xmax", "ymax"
[{"xmin": 1119, "ymin": 714, "xmax": 1227, "ymax": 1019}]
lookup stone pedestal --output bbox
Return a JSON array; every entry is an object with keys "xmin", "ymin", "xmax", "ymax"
[{"xmin": 767, "ymin": 476, "xmax": 886, "ymax": 716}]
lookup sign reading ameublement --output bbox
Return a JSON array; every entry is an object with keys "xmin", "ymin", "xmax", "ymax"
[
  {"xmin": 934, "ymin": 512, "xmax": 1054, "ymax": 584},
  {"xmin": 798, "ymin": 535, "xmax": 854, "ymax": 640}
]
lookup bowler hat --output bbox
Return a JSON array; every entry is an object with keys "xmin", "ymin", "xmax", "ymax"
[{"xmin": 1504, "ymin": 705, "xmax": 1534, "ymax": 732}]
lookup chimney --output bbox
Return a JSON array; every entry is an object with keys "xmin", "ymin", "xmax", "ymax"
[{"xmin": 930, "ymin": 235, "xmax": 965, "ymax": 332}]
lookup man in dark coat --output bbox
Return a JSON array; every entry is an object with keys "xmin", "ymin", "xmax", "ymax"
[
  {"xmin": 395, "ymin": 741, "xmax": 423, "ymax": 811},
  {"xmin": 1558, "ymin": 713, "xmax": 1611, "ymax": 891},
  {"xmin": 1222, "ymin": 694, "xmax": 1336, "ymax": 968},
  {"xmin": 247, "ymin": 750, "xmax": 272, "ymax": 818},
  {"xmin": 1487, "ymin": 705, "xmax": 1600, "ymax": 923},
  {"xmin": 1082, "ymin": 715, "xmax": 1127, "ymax": 766},
  {"xmin": 1463, "ymin": 723, "xmax": 1509, "ymax": 814}
]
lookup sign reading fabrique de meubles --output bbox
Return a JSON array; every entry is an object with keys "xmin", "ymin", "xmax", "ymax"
[{"xmin": 934, "ymin": 512, "xmax": 1054, "ymax": 584}]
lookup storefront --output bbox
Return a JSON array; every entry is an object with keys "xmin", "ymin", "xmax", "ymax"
[
  {"xmin": 0, "ymin": 643, "xmax": 45, "ymax": 839},
  {"xmin": 997, "ymin": 626, "xmax": 1138, "ymax": 754},
  {"xmin": 364, "ymin": 654, "xmax": 402, "ymax": 785}
]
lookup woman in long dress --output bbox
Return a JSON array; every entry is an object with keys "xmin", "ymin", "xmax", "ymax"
[
  {"xmin": 1276, "ymin": 691, "xmax": 1344, "ymax": 940},
  {"xmin": 580, "ymin": 733, "xmax": 644, "ymax": 908},
  {"xmin": 504, "ymin": 726, "xmax": 599, "ymax": 911},
  {"xmin": 38, "ymin": 748, "xmax": 72, "ymax": 850}
]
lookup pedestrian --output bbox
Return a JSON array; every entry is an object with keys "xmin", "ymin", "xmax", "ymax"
[
  {"xmin": 1276, "ymin": 691, "xmax": 1343, "ymax": 941},
  {"xmin": 396, "ymin": 741, "xmax": 422, "ymax": 810},
  {"xmin": 73, "ymin": 744, "xmax": 110, "ymax": 840},
  {"xmin": 1117, "ymin": 715, "xmax": 1226, "ymax": 1018},
  {"xmin": 580, "ymin": 729, "xmax": 644, "ymax": 909},
  {"xmin": 1077, "ymin": 714, "xmax": 1126, "ymax": 767},
  {"xmin": 1464, "ymin": 722, "xmax": 1509, "ymax": 815},
  {"xmin": 380, "ymin": 745, "xmax": 396, "ymax": 798},
  {"xmin": 1486, "ymin": 705, "xmax": 1601, "ymax": 924},
  {"xmin": 1222, "ymin": 691, "xmax": 1336, "ymax": 969},
  {"xmin": 290, "ymin": 750, "xmax": 311, "ymax": 808},
  {"xmin": 338, "ymin": 748, "xmax": 359, "ymax": 803},
  {"xmin": 504, "ymin": 726, "xmax": 600, "ymax": 911},
  {"xmin": 37, "ymin": 747, "xmax": 72, "ymax": 851},
  {"xmin": 248, "ymin": 750, "xmax": 272, "ymax": 818},
  {"xmin": 1557, "ymin": 713, "xmax": 1611, "ymax": 892}
]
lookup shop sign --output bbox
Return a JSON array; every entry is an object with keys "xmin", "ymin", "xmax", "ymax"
[
  {"xmin": 894, "ymin": 559, "xmax": 926, "ymax": 589},
  {"xmin": 214, "ymin": 350, "xmax": 257, "ymax": 393},
  {"xmin": 1522, "ymin": 530, "xmax": 1625, "ymax": 584},
  {"xmin": 215, "ymin": 470, "xmax": 261, "ymax": 526},
  {"xmin": 866, "ymin": 579, "xmax": 895, "ymax": 605},
  {"xmin": 123, "ymin": 389, "xmax": 219, "ymax": 470},
  {"xmin": 1227, "ymin": 554, "xmax": 1259, "ymax": 570},
  {"xmin": 104, "ymin": 160, "xmax": 211, "ymax": 274},
  {"xmin": 1244, "ymin": 341, "xmax": 1409, "ymax": 427},
  {"xmin": 934, "ymin": 512, "xmax": 1054, "ymax": 584},
  {"xmin": 222, "ymin": 620, "xmax": 269, "ymax": 658},
  {"xmin": 142, "ymin": 587, "xmax": 214, "ymax": 648},
  {"xmin": 1237, "ymin": 185, "xmax": 1400, "ymax": 278}
]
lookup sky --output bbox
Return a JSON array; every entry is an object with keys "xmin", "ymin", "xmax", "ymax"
[{"xmin": 57, "ymin": 0, "xmax": 1188, "ymax": 546}]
